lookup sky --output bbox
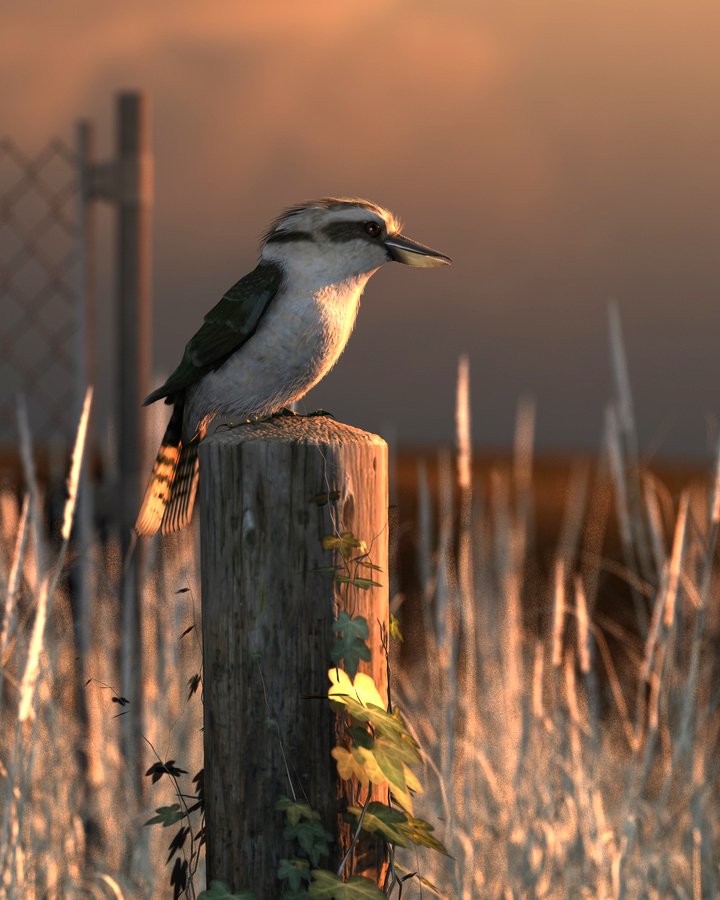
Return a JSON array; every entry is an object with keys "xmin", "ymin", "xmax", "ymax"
[{"xmin": 3, "ymin": 0, "xmax": 720, "ymax": 460}]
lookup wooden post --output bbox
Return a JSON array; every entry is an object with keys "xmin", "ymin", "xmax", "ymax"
[{"xmin": 199, "ymin": 416, "xmax": 389, "ymax": 894}]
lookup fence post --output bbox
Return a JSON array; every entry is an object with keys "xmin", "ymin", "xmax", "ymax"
[
  {"xmin": 71, "ymin": 120, "xmax": 97, "ymax": 855},
  {"xmin": 199, "ymin": 416, "xmax": 389, "ymax": 893},
  {"xmin": 74, "ymin": 120, "xmax": 95, "ymax": 679},
  {"xmin": 115, "ymin": 91, "xmax": 153, "ymax": 788}
]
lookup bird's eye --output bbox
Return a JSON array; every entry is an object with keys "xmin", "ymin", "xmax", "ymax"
[{"xmin": 365, "ymin": 221, "xmax": 382, "ymax": 238}]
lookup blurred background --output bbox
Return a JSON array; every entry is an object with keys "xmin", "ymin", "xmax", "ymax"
[{"xmin": 3, "ymin": 0, "xmax": 720, "ymax": 460}]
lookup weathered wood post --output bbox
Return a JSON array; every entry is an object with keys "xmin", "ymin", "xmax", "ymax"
[{"xmin": 199, "ymin": 416, "xmax": 389, "ymax": 894}]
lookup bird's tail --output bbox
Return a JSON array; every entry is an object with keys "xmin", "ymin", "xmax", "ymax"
[{"xmin": 135, "ymin": 402, "xmax": 200, "ymax": 536}]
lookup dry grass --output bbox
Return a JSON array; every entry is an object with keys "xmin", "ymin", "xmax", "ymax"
[
  {"xmin": 0, "ymin": 398, "xmax": 204, "ymax": 898},
  {"xmin": 0, "ymin": 312, "xmax": 718, "ymax": 897},
  {"xmin": 393, "ymin": 351, "xmax": 720, "ymax": 899}
]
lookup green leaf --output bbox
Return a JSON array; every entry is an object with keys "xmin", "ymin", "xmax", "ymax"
[
  {"xmin": 284, "ymin": 820, "xmax": 333, "ymax": 866},
  {"xmin": 278, "ymin": 857, "xmax": 311, "ymax": 892},
  {"xmin": 348, "ymin": 724, "xmax": 374, "ymax": 749},
  {"xmin": 340, "ymin": 698, "xmax": 420, "ymax": 763},
  {"xmin": 276, "ymin": 796, "xmax": 320, "ymax": 826},
  {"xmin": 308, "ymin": 869, "xmax": 385, "ymax": 898},
  {"xmin": 197, "ymin": 881, "xmax": 257, "ymax": 899},
  {"xmin": 331, "ymin": 613, "xmax": 371, "ymax": 679},
  {"xmin": 144, "ymin": 804, "xmax": 183, "ymax": 828},
  {"xmin": 372, "ymin": 740, "xmax": 407, "ymax": 794},
  {"xmin": 334, "ymin": 576, "xmax": 382, "ymax": 590},
  {"xmin": 347, "ymin": 802, "xmax": 410, "ymax": 847},
  {"xmin": 332, "ymin": 612, "xmax": 369, "ymax": 640},
  {"xmin": 389, "ymin": 613, "xmax": 403, "ymax": 643},
  {"xmin": 283, "ymin": 888, "xmax": 313, "ymax": 900},
  {"xmin": 398, "ymin": 814, "xmax": 450, "ymax": 856},
  {"xmin": 374, "ymin": 730, "xmax": 421, "ymax": 768}
]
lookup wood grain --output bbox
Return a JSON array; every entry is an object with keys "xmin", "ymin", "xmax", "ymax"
[{"xmin": 199, "ymin": 416, "xmax": 388, "ymax": 893}]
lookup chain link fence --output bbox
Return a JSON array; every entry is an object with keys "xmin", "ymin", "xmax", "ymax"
[{"xmin": 0, "ymin": 138, "xmax": 80, "ymax": 448}]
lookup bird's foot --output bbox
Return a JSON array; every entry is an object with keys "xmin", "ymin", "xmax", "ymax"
[
  {"xmin": 224, "ymin": 407, "xmax": 335, "ymax": 430},
  {"xmin": 266, "ymin": 407, "xmax": 335, "ymax": 420},
  {"xmin": 224, "ymin": 407, "xmax": 297, "ymax": 428}
]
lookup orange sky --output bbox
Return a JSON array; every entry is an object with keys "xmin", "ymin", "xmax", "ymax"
[{"xmin": 3, "ymin": 0, "xmax": 720, "ymax": 457}]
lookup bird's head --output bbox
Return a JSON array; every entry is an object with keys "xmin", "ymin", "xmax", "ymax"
[{"xmin": 259, "ymin": 198, "xmax": 451, "ymax": 280}]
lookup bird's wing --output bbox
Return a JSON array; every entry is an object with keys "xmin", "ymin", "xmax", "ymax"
[{"xmin": 144, "ymin": 262, "xmax": 283, "ymax": 405}]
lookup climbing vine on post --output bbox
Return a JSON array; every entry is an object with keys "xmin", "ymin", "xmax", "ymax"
[{"xmin": 316, "ymin": 524, "xmax": 448, "ymax": 896}]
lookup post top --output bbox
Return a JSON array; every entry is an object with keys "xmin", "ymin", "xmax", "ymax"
[{"xmin": 202, "ymin": 416, "xmax": 386, "ymax": 450}]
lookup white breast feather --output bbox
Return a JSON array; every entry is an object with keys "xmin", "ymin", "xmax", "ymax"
[{"xmin": 183, "ymin": 272, "xmax": 370, "ymax": 439}]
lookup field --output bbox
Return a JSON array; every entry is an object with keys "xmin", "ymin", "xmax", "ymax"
[{"xmin": 0, "ymin": 359, "xmax": 719, "ymax": 898}]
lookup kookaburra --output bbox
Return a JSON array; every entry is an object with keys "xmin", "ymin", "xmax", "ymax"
[{"xmin": 135, "ymin": 197, "xmax": 451, "ymax": 536}]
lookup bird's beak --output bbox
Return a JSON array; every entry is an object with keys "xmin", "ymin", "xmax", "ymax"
[{"xmin": 384, "ymin": 233, "xmax": 452, "ymax": 268}]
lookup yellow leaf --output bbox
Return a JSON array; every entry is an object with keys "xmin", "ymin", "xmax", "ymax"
[
  {"xmin": 327, "ymin": 669, "xmax": 385, "ymax": 711},
  {"xmin": 390, "ymin": 782, "xmax": 415, "ymax": 816},
  {"xmin": 327, "ymin": 667, "xmax": 354, "ymax": 701},
  {"xmin": 404, "ymin": 764, "xmax": 424, "ymax": 795},
  {"xmin": 331, "ymin": 747, "xmax": 369, "ymax": 786},
  {"xmin": 356, "ymin": 747, "xmax": 388, "ymax": 786},
  {"xmin": 322, "ymin": 531, "xmax": 368, "ymax": 559},
  {"xmin": 389, "ymin": 613, "xmax": 403, "ymax": 642},
  {"xmin": 389, "ymin": 766, "xmax": 424, "ymax": 815},
  {"xmin": 352, "ymin": 673, "xmax": 385, "ymax": 710}
]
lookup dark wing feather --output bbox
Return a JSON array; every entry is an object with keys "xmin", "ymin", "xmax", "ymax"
[{"xmin": 144, "ymin": 262, "xmax": 283, "ymax": 405}]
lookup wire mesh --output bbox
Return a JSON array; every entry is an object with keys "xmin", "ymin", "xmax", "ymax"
[{"xmin": 0, "ymin": 138, "xmax": 80, "ymax": 448}]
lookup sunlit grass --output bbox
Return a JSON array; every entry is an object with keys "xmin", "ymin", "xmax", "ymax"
[
  {"xmin": 394, "ymin": 346, "xmax": 719, "ymax": 899},
  {"xmin": 0, "ymin": 402, "xmax": 204, "ymax": 898},
  {"xmin": 0, "ymin": 310, "xmax": 718, "ymax": 897}
]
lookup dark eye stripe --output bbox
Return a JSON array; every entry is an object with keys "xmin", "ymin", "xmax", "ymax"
[{"xmin": 322, "ymin": 220, "xmax": 384, "ymax": 243}]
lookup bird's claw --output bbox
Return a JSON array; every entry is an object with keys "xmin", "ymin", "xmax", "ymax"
[
  {"xmin": 268, "ymin": 407, "xmax": 335, "ymax": 420},
  {"xmin": 225, "ymin": 407, "xmax": 335, "ymax": 429}
]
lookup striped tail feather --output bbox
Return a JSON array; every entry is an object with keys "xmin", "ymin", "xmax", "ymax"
[
  {"xmin": 135, "ymin": 400, "xmax": 201, "ymax": 536},
  {"xmin": 160, "ymin": 440, "xmax": 199, "ymax": 534}
]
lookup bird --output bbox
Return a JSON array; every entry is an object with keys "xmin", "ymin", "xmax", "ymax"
[{"xmin": 135, "ymin": 197, "xmax": 451, "ymax": 536}]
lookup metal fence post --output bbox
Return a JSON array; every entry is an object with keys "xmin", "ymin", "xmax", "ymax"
[
  {"xmin": 74, "ymin": 119, "xmax": 95, "ymax": 677},
  {"xmin": 115, "ymin": 92, "xmax": 153, "ymax": 787},
  {"xmin": 69, "ymin": 121, "xmax": 97, "ymax": 854}
]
